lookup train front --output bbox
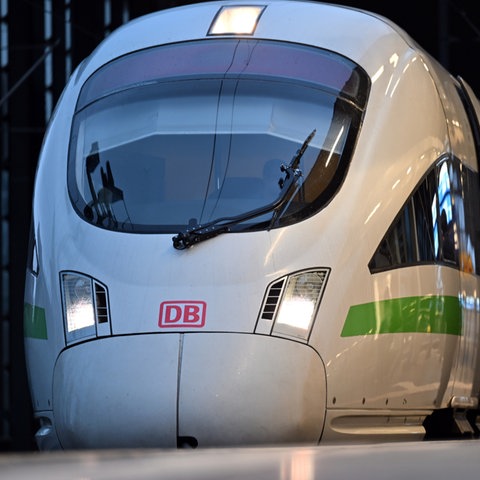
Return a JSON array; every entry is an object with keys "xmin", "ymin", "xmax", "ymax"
[{"xmin": 24, "ymin": 3, "xmax": 370, "ymax": 449}]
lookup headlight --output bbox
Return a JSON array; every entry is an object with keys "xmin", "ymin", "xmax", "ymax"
[
  {"xmin": 60, "ymin": 272, "xmax": 110, "ymax": 344},
  {"xmin": 208, "ymin": 6, "xmax": 265, "ymax": 35},
  {"xmin": 258, "ymin": 269, "xmax": 329, "ymax": 342}
]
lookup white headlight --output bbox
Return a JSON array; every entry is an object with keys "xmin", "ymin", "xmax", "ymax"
[
  {"xmin": 61, "ymin": 272, "xmax": 96, "ymax": 343},
  {"xmin": 272, "ymin": 270, "xmax": 329, "ymax": 341}
]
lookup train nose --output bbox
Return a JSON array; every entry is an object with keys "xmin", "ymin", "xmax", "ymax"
[
  {"xmin": 178, "ymin": 334, "xmax": 326, "ymax": 447},
  {"xmin": 53, "ymin": 335, "xmax": 180, "ymax": 448},
  {"xmin": 53, "ymin": 334, "xmax": 326, "ymax": 449}
]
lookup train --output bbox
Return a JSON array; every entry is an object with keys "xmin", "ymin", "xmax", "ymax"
[{"xmin": 23, "ymin": 0, "xmax": 480, "ymax": 450}]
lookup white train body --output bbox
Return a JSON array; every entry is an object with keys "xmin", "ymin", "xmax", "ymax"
[{"xmin": 24, "ymin": 0, "xmax": 480, "ymax": 449}]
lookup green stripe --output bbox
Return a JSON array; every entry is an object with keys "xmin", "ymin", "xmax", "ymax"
[
  {"xmin": 24, "ymin": 303, "xmax": 48, "ymax": 339},
  {"xmin": 341, "ymin": 295, "xmax": 462, "ymax": 337}
]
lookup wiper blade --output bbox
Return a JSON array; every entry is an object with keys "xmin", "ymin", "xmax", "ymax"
[
  {"xmin": 268, "ymin": 128, "xmax": 316, "ymax": 227},
  {"xmin": 280, "ymin": 128, "xmax": 316, "ymax": 187},
  {"xmin": 172, "ymin": 129, "xmax": 316, "ymax": 250}
]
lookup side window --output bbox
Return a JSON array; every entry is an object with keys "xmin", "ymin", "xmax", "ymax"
[
  {"xmin": 26, "ymin": 219, "xmax": 39, "ymax": 276},
  {"xmin": 436, "ymin": 161, "xmax": 457, "ymax": 265},
  {"xmin": 412, "ymin": 168, "xmax": 436, "ymax": 263},
  {"xmin": 369, "ymin": 158, "xmax": 459, "ymax": 272},
  {"xmin": 459, "ymin": 166, "xmax": 480, "ymax": 274}
]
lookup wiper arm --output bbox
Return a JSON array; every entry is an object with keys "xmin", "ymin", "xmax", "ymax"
[
  {"xmin": 172, "ymin": 202, "xmax": 275, "ymax": 250},
  {"xmin": 172, "ymin": 129, "xmax": 316, "ymax": 250}
]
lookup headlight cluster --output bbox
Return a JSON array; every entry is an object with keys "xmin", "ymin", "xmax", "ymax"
[
  {"xmin": 257, "ymin": 269, "xmax": 330, "ymax": 342},
  {"xmin": 60, "ymin": 271, "xmax": 111, "ymax": 345},
  {"xmin": 61, "ymin": 268, "xmax": 327, "ymax": 345}
]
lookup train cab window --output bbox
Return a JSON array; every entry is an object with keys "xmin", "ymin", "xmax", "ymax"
[
  {"xmin": 369, "ymin": 158, "xmax": 461, "ymax": 272},
  {"xmin": 67, "ymin": 39, "xmax": 369, "ymax": 233}
]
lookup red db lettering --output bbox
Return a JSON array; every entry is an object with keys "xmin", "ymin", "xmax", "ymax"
[
  {"xmin": 159, "ymin": 301, "xmax": 206, "ymax": 328},
  {"xmin": 184, "ymin": 305, "xmax": 201, "ymax": 323},
  {"xmin": 164, "ymin": 305, "xmax": 182, "ymax": 324}
]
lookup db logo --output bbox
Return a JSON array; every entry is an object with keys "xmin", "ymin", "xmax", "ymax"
[{"xmin": 158, "ymin": 301, "xmax": 206, "ymax": 328}]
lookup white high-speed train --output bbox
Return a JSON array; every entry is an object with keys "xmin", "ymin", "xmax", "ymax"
[{"xmin": 24, "ymin": 0, "xmax": 480, "ymax": 450}]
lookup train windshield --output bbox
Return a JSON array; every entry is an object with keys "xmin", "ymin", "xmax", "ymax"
[{"xmin": 68, "ymin": 39, "xmax": 369, "ymax": 233}]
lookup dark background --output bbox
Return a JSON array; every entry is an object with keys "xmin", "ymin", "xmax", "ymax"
[{"xmin": 1, "ymin": 0, "xmax": 479, "ymax": 452}]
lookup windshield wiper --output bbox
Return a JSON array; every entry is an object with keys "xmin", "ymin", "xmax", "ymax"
[{"xmin": 172, "ymin": 129, "xmax": 316, "ymax": 250}]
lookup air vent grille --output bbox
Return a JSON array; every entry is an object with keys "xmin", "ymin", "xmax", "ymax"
[
  {"xmin": 260, "ymin": 278, "xmax": 286, "ymax": 320},
  {"xmin": 94, "ymin": 281, "xmax": 109, "ymax": 324}
]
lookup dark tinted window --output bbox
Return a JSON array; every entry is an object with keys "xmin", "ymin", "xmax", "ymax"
[
  {"xmin": 369, "ymin": 158, "xmax": 463, "ymax": 272},
  {"xmin": 78, "ymin": 39, "xmax": 367, "ymax": 110},
  {"xmin": 459, "ymin": 165, "xmax": 480, "ymax": 274}
]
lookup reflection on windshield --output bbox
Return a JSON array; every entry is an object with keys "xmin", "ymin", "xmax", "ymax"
[{"xmin": 84, "ymin": 142, "xmax": 131, "ymax": 229}]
